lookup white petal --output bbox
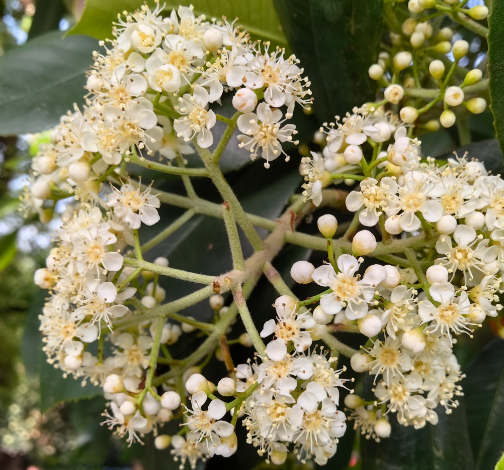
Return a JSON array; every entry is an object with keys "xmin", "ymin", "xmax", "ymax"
[
  {"xmin": 260, "ymin": 319, "xmax": 276, "ymax": 338},
  {"xmin": 213, "ymin": 420, "xmax": 234, "ymax": 437},
  {"xmin": 191, "ymin": 391, "xmax": 207, "ymax": 409},
  {"xmin": 103, "ymin": 252, "xmax": 124, "ymax": 272},
  {"xmin": 208, "ymin": 399, "xmax": 226, "ymax": 420},
  {"xmin": 429, "ymin": 282, "xmax": 454, "ymax": 304},
  {"xmin": 266, "ymin": 338, "xmax": 287, "ymax": 361},
  {"xmin": 97, "ymin": 282, "xmax": 117, "ymax": 303}
]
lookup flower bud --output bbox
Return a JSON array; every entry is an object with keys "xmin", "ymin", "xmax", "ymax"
[
  {"xmin": 453, "ymin": 40, "xmax": 469, "ymax": 60},
  {"xmin": 314, "ymin": 131, "xmax": 326, "ymax": 145},
  {"xmin": 87, "ymin": 74, "xmax": 103, "ymax": 93},
  {"xmin": 161, "ymin": 390, "xmax": 182, "ymax": 410},
  {"xmin": 418, "ymin": 0, "xmax": 435, "ymax": 8},
  {"xmin": 374, "ymin": 418, "xmax": 392, "ymax": 438},
  {"xmin": 434, "ymin": 41, "xmax": 452, "ymax": 54},
  {"xmin": 400, "ymin": 106, "xmax": 418, "ymax": 124},
  {"xmin": 426, "ymin": 265, "xmax": 449, "ymax": 285},
  {"xmin": 120, "ymin": 400, "xmax": 137, "ymax": 416},
  {"xmin": 424, "ymin": 120, "xmax": 440, "ymax": 132},
  {"xmin": 31, "ymin": 179, "xmax": 51, "ymax": 199},
  {"xmin": 318, "ymin": 214, "xmax": 338, "ymax": 239},
  {"xmin": 203, "ymin": 27, "xmax": 223, "ymax": 52},
  {"xmin": 436, "ymin": 214, "xmax": 457, "ymax": 234},
  {"xmin": 408, "ymin": 0, "xmax": 424, "ymax": 13},
  {"xmin": 313, "ymin": 305, "xmax": 334, "ymax": 325},
  {"xmin": 154, "ymin": 256, "xmax": 169, "ymax": 267},
  {"xmin": 64, "ymin": 354, "xmax": 83, "ymax": 370},
  {"xmin": 232, "ymin": 88, "xmax": 258, "ymax": 113},
  {"xmin": 437, "ymin": 27, "xmax": 453, "ymax": 41},
  {"xmin": 34, "ymin": 268, "xmax": 55, "ymax": 289},
  {"xmin": 381, "ymin": 265, "xmax": 401, "ymax": 288},
  {"xmin": 415, "ymin": 22, "xmax": 433, "ymax": 38},
  {"xmin": 410, "ymin": 31, "xmax": 425, "ymax": 48},
  {"xmin": 344, "ymin": 393, "xmax": 364, "ymax": 409},
  {"xmin": 358, "ymin": 314, "xmax": 383, "ymax": 337},
  {"xmin": 154, "ymin": 435, "xmax": 172, "ymax": 450},
  {"xmin": 444, "ymin": 86, "xmax": 464, "ymax": 106},
  {"xmin": 239, "ymin": 333, "xmax": 253, "ymax": 347},
  {"xmin": 158, "ymin": 408, "xmax": 173, "ymax": 423},
  {"xmin": 352, "ymin": 230, "xmax": 377, "ymax": 256},
  {"xmin": 391, "ymin": 32, "xmax": 402, "ymax": 46},
  {"xmin": 463, "ymin": 69, "xmax": 483, "ymax": 88},
  {"xmin": 310, "ymin": 323, "xmax": 327, "ymax": 341},
  {"xmin": 467, "ymin": 303, "xmax": 486, "ymax": 324},
  {"xmin": 440, "ymin": 109, "xmax": 456, "ymax": 128},
  {"xmin": 290, "ymin": 260, "xmax": 315, "ymax": 284},
  {"xmin": 141, "ymin": 295, "xmax": 156, "ymax": 308},
  {"xmin": 402, "ymin": 18, "xmax": 418, "ymax": 36},
  {"xmin": 271, "ymin": 447, "xmax": 288, "ymax": 465},
  {"xmin": 37, "ymin": 155, "xmax": 57, "ymax": 175},
  {"xmin": 385, "ymin": 216, "xmax": 403, "ymax": 235},
  {"xmin": 186, "ymin": 373, "xmax": 209, "ymax": 394},
  {"xmin": 465, "ymin": 211, "xmax": 485, "ymax": 230},
  {"xmin": 210, "ymin": 294, "xmax": 225, "ymax": 311},
  {"xmin": 393, "ymin": 52, "xmax": 412, "ymax": 71},
  {"xmin": 104, "ymin": 374, "xmax": 124, "ymax": 394},
  {"xmin": 217, "ymin": 377, "xmax": 236, "ymax": 397},
  {"xmin": 216, "ymin": 433, "xmax": 238, "ymax": 457},
  {"xmin": 402, "ymin": 328, "xmax": 426, "ymax": 353},
  {"xmin": 468, "ymin": 5, "xmax": 488, "ymax": 20},
  {"xmin": 68, "ymin": 161, "xmax": 91, "ymax": 183},
  {"xmin": 384, "ymin": 84, "xmax": 404, "ymax": 104},
  {"xmin": 344, "ymin": 144, "xmax": 363, "ymax": 164},
  {"xmin": 142, "ymin": 270, "xmax": 155, "ymax": 280},
  {"xmin": 465, "ymin": 97, "xmax": 487, "ymax": 114},
  {"xmin": 403, "ymin": 77, "xmax": 415, "ymax": 89},
  {"xmin": 368, "ymin": 64, "xmax": 384, "ymax": 80},
  {"xmin": 350, "ymin": 352, "xmax": 372, "ymax": 372},
  {"xmin": 181, "ymin": 319, "xmax": 196, "ymax": 333},
  {"xmin": 429, "ymin": 60, "xmax": 445, "ymax": 79}
]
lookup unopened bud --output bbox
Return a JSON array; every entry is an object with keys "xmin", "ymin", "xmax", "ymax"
[
  {"xmin": 313, "ymin": 305, "xmax": 334, "ymax": 325},
  {"xmin": 429, "ymin": 60, "xmax": 445, "ymax": 80},
  {"xmin": 436, "ymin": 214, "xmax": 457, "ymax": 234},
  {"xmin": 426, "ymin": 265, "xmax": 449, "ymax": 285},
  {"xmin": 344, "ymin": 144, "xmax": 363, "ymax": 164},
  {"xmin": 37, "ymin": 155, "xmax": 57, "ymax": 175},
  {"xmin": 381, "ymin": 265, "xmax": 401, "ymax": 288},
  {"xmin": 466, "ymin": 97, "xmax": 487, "ymax": 114},
  {"xmin": 437, "ymin": 27, "xmax": 453, "ymax": 41},
  {"xmin": 444, "ymin": 86, "xmax": 464, "ymax": 106},
  {"xmin": 465, "ymin": 210, "xmax": 485, "ymax": 229},
  {"xmin": 120, "ymin": 400, "xmax": 137, "ymax": 416},
  {"xmin": 453, "ymin": 40, "xmax": 469, "ymax": 60},
  {"xmin": 158, "ymin": 408, "xmax": 173, "ymax": 423},
  {"xmin": 103, "ymin": 374, "xmax": 124, "ymax": 394},
  {"xmin": 410, "ymin": 31, "xmax": 425, "ymax": 48},
  {"xmin": 384, "ymin": 84, "xmax": 404, "ymax": 104},
  {"xmin": 64, "ymin": 354, "xmax": 83, "ymax": 370},
  {"xmin": 290, "ymin": 260, "xmax": 315, "ymax": 284},
  {"xmin": 424, "ymin": 119, "xmax": 440, "ymax": 132},
  {"xmin": 232, "ymin": 88, "xmax": 258, "ymax": 113},
  {"xmin": 141, "ymin": 295, "xmax": 156, "ymax": 308},
  {"xmin": 317, "ymin": 214, "xmax": 338, "ymax": 239},
  {"xmin": 434, "ymin": 41, "xmax": 451, "ymax": 54},
  {"xmin": 374, "ymin": 418, "xmax": 392, "ymax": 438},
  {"xmin": 468, "ymin": 5, "xmax": 488, "ymax": 20},
  {"xmin": 467, "ymin": 303, "xmax": 486, "ymax": 323},
  {"xmin": 185, "ymin": 373, "xmax": 209, "ymax": 394},
  {"xmin": 271, "ymin": 448, "xmax": 288, "ymax": 465},
  {"xmin": 31, "ymin": 179, "xmax": 51, "ymax": 199},
  {"xmin": 393, "ymin": 52, "xmax": 412, "ymax": 71},
  {"xmin": 415, "ymin": 22, "xmax": 433, "ymax": 38},
  {"xmin": 344, "ymin": 393, "xmax": 364, "ymax": 409},
  {"xmin": 203, "ymin": 27, "xmax": 223, "ymax": 52},
  {"xmin": 352, "ymin": 230, "xmax": 377, "ymax": 256},
  {"xmin": 408, "ymin": 0, "xmax": 424, "ymax": 14},
  {"xmin": 34, "ymin": 268, "xmax": 55, "ymax": 289},
  {"xmin": 87, "ymin": 74, "xmax": 103, "ymax": 93},
  {"xmin": 401, "ymin": 328, "xmax": 426, "ymax": 353},
  {"xmin": 358, "ymin": 314, "xmax": 383, "ymax": 337},
  {"xmin": 217, "ymin": 377, "xmax": 236, "ymax": 397},
  {"xmin": 463, "ymin": 69, "xmax": 483, "ymax": 87},
  {"xmin": 239, "ymin": 333, "xmax": 253, "ymax": 347},
  {"xmin": 154, "ymin": 256, "xmax": 169, "ymax": 267},
  {"xmin": 274, "ymin": 295, "xmax": 298, "ymax": 316},
  {"xmin": 68, "ymin": 161, "xmax": 91, "ymax": 183},
  {"xmin": 154, "ymin": 435, "xmax": 172, "ymax": 450},
  {"xmin": 418, "ymin": 0, "xmax": 435, "ymax": 8},
  {"xmin": 161, "ymin": 391, "xmax": 182, "ymax": 410},
  {"xmin": 400, "ymin": 106, "xmax": 418, "ymax": 124},
  {"xmin": 210, "ymin": 294, "xmax": 225, "ymax": 311},
  {"xmin": 368, "ymin": 64, "xmax": 384, "ymax": 80},
  {"xmin": 350, "ymin": 352, "xmax": 372, "ymax": 372},
  {"xmin": 440, "ymin": 109, "xmax": 456, "ymax": 128},
  {"xmin": 181, "ymin": 320, "xmax": 196, "ymax": 333},
  {"xmin": 384, "ymin": 215, "xmax": 402, "ymax": 235},
  {"xmin": 402, "ymin": 18, "xmax": 418, "ymax": 36}
]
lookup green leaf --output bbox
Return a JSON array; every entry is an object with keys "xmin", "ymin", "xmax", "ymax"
[
  {"xmin": 272, "ymin": 0, "xmax": 383, "ymax": 122},
  {"xmin": 0, "ymin": 198, "xmax": 20, "ymax": 218},
  {"xmin": 0, "ymin": 31, "xmax": 98, "ymax": 136},
  {"xmin": 0, "ymin": 231, "xmax": 17, "ymax": 273},
  {"xmin": 496, "ymin": 453, "xmax": 504, "ymax": 470},
  {"xmin": 70, "ymin": 0, "xmax": 286, "ymax": 45},
  {"xmin": 360, "ymin": 404, "xmax": 474, "ymax": 470},
  {"xmin": 488, "ymin": 0, "xmax": 504, "ymax": 158},
  {"xmin": 464, "ymin": 338, "xmax": 504, "ymax": 470},
  {"xmin": 28, "ymin": 0, "xmax": 67, "ymax": 39}
]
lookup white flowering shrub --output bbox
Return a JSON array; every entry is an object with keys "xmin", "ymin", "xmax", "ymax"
[{"xmin": 7, "ymin": 0, "xmax": 504, "ymax": 467}]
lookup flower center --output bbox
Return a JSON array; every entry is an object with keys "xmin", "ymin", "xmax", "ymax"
[
  {"xmin": 127, "ymin": 346, "xmax": 143, "ymax": 364},
  {"xmin": 437, "ymin": 304, "xmax": 460, "ymax": 325},
  {"xmin": 303, "ymin": 410, "xmax": 325, "ymax": 431},
  {"xmin": 388, "ymin": 383, "xmax": 409, "ymax": 404},
  {"xmin": 267, "ymin": 401, "xmax": 289, "ymax": 424},
  {"xmin": 261, "ymin": 64, "xmax": 280, "ymax": 85},
  {"xmin": 188, "ymin": 107, "xmax": 208, "ymax": 129},
  {"xmin": 61, "ymin": 322, "xmax": 76, "ymax": 339},
  {"xmin": 448, "ymin": 246, "xmax": 473, "ymax": 270},
  {"xmin": 401, "ymin": 192, "xmax": 426, "ymax": 211},
  {"xmin": 268, "ymin": 358, "xmax": 292, "ymax": 379},
  {"xmin": 155, "ymin": 68, "xmax": 175, "ymax": 87},
  {"xmin": 378, "ymin": 346, "xmax": 399, "ymax": 366},
  {"xmin": 123, "ymin": 191, "xmax": 144, "ymax": 211},
  {"xmin": 86, "ymin": 242, "xmax": 104, "ymax": 263},
  {"xmin": 136, "ymin": 29, "xmax": 156, "ymax": 48},
  {"xmin": 333, "ymin": 275, "xmax": 359, "ymax": 302},
  {"xmin": 440, "ymin": 192, "xmax": 462, "ymax": 215},
  {"xmin": 257, "ymin": 123, "xmax": 280, "ymax": 148},
  {"xmin": 275, "ymin": 319, "xmax": 299, "ymax": 342},
  {"xmin": 167, "ymin": 51, "xmax": 189, "ymax": 71}
]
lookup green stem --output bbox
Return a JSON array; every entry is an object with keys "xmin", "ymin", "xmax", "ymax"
[
  {"xmin": 233, "ymin": 287, "xmax": 266, "ymax": 356},
  {"xmin": 368, "ymin": 156, "xmax": 388, "ymax": 172},
  {"xmin": 322, "ymin": 332, "xmax": 359, "ymax": 358},
  {"xmin": 117, "ymin": 267, "xmax": 142, "ymax": 291},
  {"xmin": 327, "ymin": 239, "xmax": 339, "ymax": 272},
  {"xmin": 133, "ymin": 229, "xmax": 143, "ymax": 261},
  {"xmin": 128, "ymin": 152, "xmax": 209, "ymax": 177},
  {"xmin": 404, "ymin": 248, "xmax": 436, "ymax": 304},
  {"xmin": 176, "ymin": 155, "xmax": 198, "ymax": 199},
  {"xmin": 298, "ymin": 288, "xmax": 333, "ymax": 307},
  {"xmin": 212, "ymin": 111, "xmax": 241, "ymax": 165},
  {"xmin": 222, "ymin": 202, "xmax": 246, "ymax": 271},
  {"xmin": 331, "ymin": 173, "xmax": 366, "ymax": 181},
  {"xmin": 225, "ymin": 382, "xmax": 259, "ymax": 412}
]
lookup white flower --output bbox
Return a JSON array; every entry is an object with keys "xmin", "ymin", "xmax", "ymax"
[
  {"xmin": 436, "ymin": 225, "xmax": 498, "ymax": 282},
  {"xmin": 474, "ymin": 175, "xmax": 504, "ymax": 229},
  {"xmin": 418, "ymin": 282, "xmax": 472, "ymax": 341},
  {"xmin": 112, "ymin": 332, "xmax": 153, "ymax": 377},
  {"xmin": 184, "ymin": 391, "xmax": 234, "ymax": 445},
  {"xmin": 305, "ymin": 350, "xmax": 349, "ymax": 403},
  {"xmin": 102, "ymin": 402, "xmax": 148, "ymax": 446},
  {"xmin": 435, "ymin": 173, "xmax": 480, "ymax": 218},
  {"xmin": 301, "ymin": 151, "xmax": 327, "ymax": 206},
  {"xmin": 237, "ymin": 103, "xmax": 298, "ymax": 168},
  {"xmin": 160, "ymin": 35, "xmax": 205, "ymax": 74},
  {"xmin": 346, "ymin": 177, "xmax": 399, "ymax": 226},
  {"xmin": 145, "ymin": 60, "xmax": 181, "ymax": 93},
  {"xmin": 387, "ymin": 126, "xmax": 420, "ymax": 170},
  {"xmin": 311, "ymin": 255, "xmax": 378, "ymax": 320},
  {"xmin": 174, "ymin": 86, "xmax": 216, "ymax": 148},
  {"xmin": 368, "ymin": 337, "xmax": 413, "ymax": 383},
  {"xmin": 469, "ymin": 274, "xmax": 502, "ymax": 317},
  {"xmin": 381, "ymin": 285, "xmax": 419, "ymax": 338},
  {"xmin": 170, "ymin": 434, "xmax": 207, "ymax": 470},
  {"xmin": 107, "ymin": 182, "xmax": 160, "ymax": 229}
]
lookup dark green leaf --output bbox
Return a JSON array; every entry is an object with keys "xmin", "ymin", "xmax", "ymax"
[
  {"xmin": 273, "ymin": 0, "xmax": 383, "ymax": 122},
  {"xmin": 464, "ymin": 338, "xmax": 504, "ymax": 470},
  {"xmin": 0, "ymin": 31, "xmax": 98, "ymax": 136},
  {"xmin": 0, "ymin": 230, "xmax": 17, "ymax": 273},
  {"xmin": 488, "ymin": 0, "xmax": 504, "ymax": 158},
  {"xmin": 70, "ymin": 0, "xmax": 286, "ymax": 46},
  {"xmin": 28, "ymin": 0, "xmax": 66, "ymax": 39},
  {"xmin": 360, "ymin": 404, "xmax": 473, "ymax": 470},
  {"xmin": 441, "ymin": 138, "xmax": 504, "ymax": 174},
  {"xmin": 496, "ymin": 453, "xmax": 504, "ymax": 470}
]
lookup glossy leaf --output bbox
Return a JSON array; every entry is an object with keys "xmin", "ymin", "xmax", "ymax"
[
  {"xmin": 273, "ymin": 0, "xmax": 383, "ymax": 122},
  {"xmin": 496, "ymin": 453, "xmax": 504, "ymax": 470},
  {"xmin": 0, "ymin": 231, "xmax": 17, "ymax": 273},
  {"xmin": 0, "ymin": 31, "xmax": 98, "ymax": 136},
  {"xmin": 488, "ymin": 0, "xmax": 504, "ymax": 157},
  {"xmin": 360, "ymin": 404, "xmax": 473, "ymax": 470},
  {"xmin": 70, "ymin": 0, "xmax": 286, "ymax": 45},
  {"xmin": 464, "ymin": 338, "xmax": 504, "ymax": 470}
]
